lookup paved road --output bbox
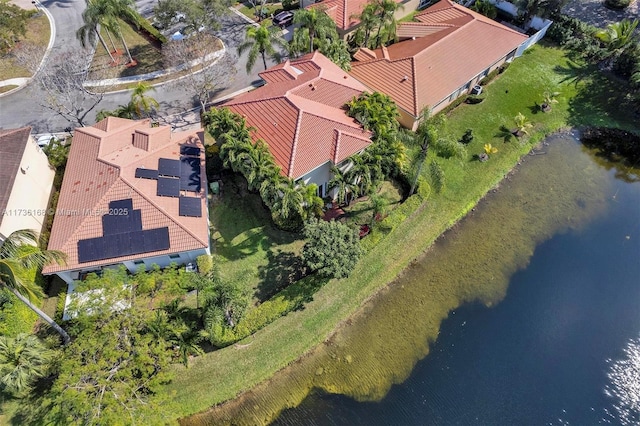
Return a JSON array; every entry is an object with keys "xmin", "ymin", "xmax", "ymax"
[{"xmin": 0, "ymin": 2, "xmax": 273, "ymax": 132}]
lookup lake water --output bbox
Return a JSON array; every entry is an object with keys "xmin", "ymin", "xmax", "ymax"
[
  {"xmin": 272, "ymin": 134, "xmax": 640, "ymax": 426},
  {"xmin": 183, "ymin": 133, "xmax": 640, "ymax": 425}
]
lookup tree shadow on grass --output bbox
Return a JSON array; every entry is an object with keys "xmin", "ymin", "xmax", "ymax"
[
  {"xmin": 494, "ymin": 125, "xmax": 515, "ymax": 143},
  {"xmin": 255, "ymin": 249, "xmax": 306, "ymax": 303}
]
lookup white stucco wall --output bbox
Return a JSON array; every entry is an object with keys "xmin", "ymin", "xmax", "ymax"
[
  {"xmin": 53, "ymin": 248, "xmax": 210, "ymax": 284},
  {"xmin": 0, "ymin": 137, "xmax": 54, "ymax": 241},
  {"xmin": 298, "ymin": 161, "xmax": 333, "ymax": 198}
]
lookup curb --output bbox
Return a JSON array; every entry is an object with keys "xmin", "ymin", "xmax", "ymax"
[{"xmin": 0, "ymin": 0, "xmax": 56, "ymax": 98}]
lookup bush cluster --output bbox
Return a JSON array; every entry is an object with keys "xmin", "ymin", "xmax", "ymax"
[
  {"xmin": 604, "ymin": 0, "xmax": 632, "ymax": 9},
  {"xmin": 547, "ymin": 15, "xmax": 607, "ymax": 62}
]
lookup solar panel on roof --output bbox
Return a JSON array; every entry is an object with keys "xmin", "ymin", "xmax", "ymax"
[
  {"xmin": 180, "ymin": 145, "xmax": 201, "ymax": 156},
  {"xmin": 135, "ymin": 168, "xmax": 158, "ymax": 179},
  {"xmin": 158, "ymin": 158, "xmax": 181, "ymax": 177},
  {"xmin": 157, "ymin": 177, "xmax": 180, "ymax": 197},
  {"xmin": 109, "ymin": 199, "xmax": 133, "ymax": 211},
  {"xmin": 180, "ymin": 156, "xmax": 201, "ymax": 192},
  {"xmin": 179, "ymin": 196, "xmax": 202, "ymax": 217},
  {"xmin": 77, "ymin": 227, "xmax": 170, "ymax": 263}
]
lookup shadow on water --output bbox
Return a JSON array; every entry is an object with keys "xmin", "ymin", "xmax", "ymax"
[{"xmin": 182, "ymin": 133, "xmax": 615, "ymax": 425}]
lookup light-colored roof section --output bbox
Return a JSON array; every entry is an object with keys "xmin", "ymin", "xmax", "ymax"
[
  {"xmin": 224, "ymin": 52, "xmax": 372, "ymax": 179},
  {"xmin": 0, "ymin": 127, "xmax": 31, "ymax": 222},
  {"xmin": 396, "ymin": 22, "xmax": 453, "ymax": 39},
  {"xmin": 43, "ymin": 119, "xmax": 208, "ymax": 275},
  {"xmin": 350, "ymin": 0, "xmax": 528, "ymax": 117}
]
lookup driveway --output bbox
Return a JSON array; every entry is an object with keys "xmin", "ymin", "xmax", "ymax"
[
  {"xmin": 0, "ymin": 3, "xmax": 276, "ymax": 132},
  {"xmin": 561, "ymin": 0, "xmax": 640, "ymax": 28}
]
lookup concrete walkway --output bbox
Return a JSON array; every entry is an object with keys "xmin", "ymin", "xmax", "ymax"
[{"xmin": 562, "ymin": 0, "xmax": 640, "ymax": 28}]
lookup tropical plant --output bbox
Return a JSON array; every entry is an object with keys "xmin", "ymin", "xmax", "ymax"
[
  {"xmin": 218, "ymin": 133, "xmax": 253, "ymax": 171},
  {"xmin": 237, "ymin": 22, "xmax": 287, "ymax": 73},
  {"xmin": 595, "ymin": 20, "xmax": 639, "ymax": 60},
  {"xmin": 369, "ymin": 192, "xmax": 389, "ymax": 225},
  {"xmin": 513, "ymin": 112, "xmax": 533, "ymax": 136},
  {"xmin": 173, "ymin": 327, "xmax": 204, "ymax": 367},
  {"xmin": 130, "ymin": 82, "xmax": 159, "ymax": 117},
  {"xmin": 0, "ymin": 230, "xmax": 69, "ymax": 344},
  {"xmin": 429, "ymin": 160, "xmax": 445, "ymax": 193},
  {"xmin": 459, "ymin": 129, "xmax": 474, "ymax": 145},
  {"xmin": 0, "ymin": 333, "xmax": 54, "ymax": 395},
  {"xmin": 371, "ymin": 0, "xmax": 403, "ymax": 48},
  {"xmin": 0, "ymin": 0, "xmax": 32, "ymax": 55},
  {"xmin": 236, "ymin": 139, "xmax": 280, "ymax": 191},
  {"xmin": 293, "ymin": 7, "xmax": 338, "ymax": 53},
  {"xmin": 541, "ymin": 90, "xmax": 559, "ymax": 112},
  {"xmin": 299, "ymin": 182, "xmax": 325, "ymax": 221},
  {"xmin": 76, "ymin": 0, "xmax": 116, "ymax": 62},
  {"xmin": 399, "ymin": 108, "xmax": 439, "ymax": 196},
  {"xmin": 329, "ymin": 165, "xmax": 358, "ymax": 206},
  {"xmin": 203, "ymin": 107, "xmax": 251, "ymax": 142},
  {"xmin": 484, "ymin": 143, "xmax": 498, "ymax": 155},
  {"xmin": 471, "ymin": 0, "xmax": 497, "ymax": 19},
  {"xmin": 349, "ymin": 2, "xmax": 379, "ymax": 49},
  {"xmin": 271, "ymin": 178, "xmax": 304, "ymax": 221},
  {"xmin": 302, "ymin": 219, "xmax": 362, "ymax": 279},
  {"xmin": 318, "ymin": 37, "xmax": 351, "ymax": 71},
  {"xmin": 347, "ymin": 92, "xmax": 400, "ymax": 135}
]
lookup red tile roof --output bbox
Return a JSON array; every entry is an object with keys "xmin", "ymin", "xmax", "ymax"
[
  {"xmin": 307, "ymin": 0, "xmax": 404, "ymax": 31},
  {"xmin": 0, "ymin": 127, "xmax": 31, "ymax": 224},
  {"xmin": 349, "ymin": 0, "xmax": 528, "ymax": 117},
  {"xmin": 43, "ymin": 118, "xmax": 208, "ymax": 274},
  {"xmin": 224, "ymin": 52, "xmax": 372, "ymax": 179}
]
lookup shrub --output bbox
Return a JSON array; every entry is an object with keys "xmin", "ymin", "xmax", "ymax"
[
  {"xmin": 282, "ymin": 0, "xmax": 299, "ymax": 10},
  {"xmin": 460, "ymin": 129, "xmax": 474, "ymax": 145},
  {"xmin": 0, "ymin": 290, "xmax": 38, "ymax": 337},
  {"xmin": 604, "ymin": 0, "xmax": 631, "ymax": 9},
  {"xmin": 129, "ymin": 14, "xmax": 167, "ymax": 44},
  {"xmin": 429, "ymin": 160, "xmax": 445, "ymax": 193},
  {"xmin": 581, "ymin": 127, "xmax": 640, "ymax": 164},
  {"xmin": 466, "ymin": 94, "xmax": 485, "ymax": 104},
  {"xmin": 196, "ymin": 255, "xmax": 213, "ymax": 275},
  {"xmin": 440, "ymin": 94, "xmax": 468, "ymax": 115}
]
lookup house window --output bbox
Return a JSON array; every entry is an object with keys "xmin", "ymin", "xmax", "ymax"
[
  {"xmin": 318, "ymin": 183, "xmax": 326, "ymax": 198},
  {"xmin": 169, "ymin": 254, "xmax": 180, "ymax": 260},
  {"xmin": 481, "ymin": 67, "xmax": 490, "ymax": 77},
  {"xmin": 133, "ymin": 260, "xmax": 144, "ymax": 265}
]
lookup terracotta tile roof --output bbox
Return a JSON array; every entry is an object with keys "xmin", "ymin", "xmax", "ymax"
[
  {"xmin": 43, "ymin": 119, "xmax": 208, "ymax": 275},
  {"xmin": 349, "ymin": 0, "xmax": 528, "ymax": 117},
  {"xmin": 224, "ymin": 52, "xmax": 372, "ymax": 179},
  {"xmin": 0, "ymin": 127, "xmax": 31, "ymax": 224},
  {"xmin": 308, "ymin": 0, "xmax": 403, "ymax": 31}
]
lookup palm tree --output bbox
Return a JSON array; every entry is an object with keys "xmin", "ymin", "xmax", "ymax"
[
  {"xmin": 130, "ymin": 82, "xmax": 159, "ymax": 117},
  {"xmin": 595, "ymin": 19, "xmax": 639, "ymax": 62},
  {"xmin": 0, "ymin": 334, "xmax": 53, "ymax": 395},
  {"xmin": 260, "ymin": 172, "xmax": 284, "ymax": 209},
  {"xmin": 293, "ymin": 7, "xmax": 338, "ymax": 53},
  {"xmin": 80, "ymin": 0, "xmax": 139, "ymax": 64},
  {"xmin": 203, "ymin": 107, "xmax": 251, "ymax": 143},
  {"xmin": 298, "ymin": 182, "xmax": 324, "ymax": 221},
  {"xmin": 541, "ymin": 91, "xmax": 559, "ymax": 112},
  {"xmin": 219, "ymin": 133, "xmax": 253, "ymax": 172},
  {"xmin": 0, "ymin": 230, "xmax": 69, "ymax": 345},
  {"xmin": 329, "ymin": 165, "xmax": 358, "ymax": 206},
  {"xmin": 272, "ymin": 178, "xmax": 304, "ymax": 220},
  {"xmin": 174, "ymin": 328, "xmax": 204, "ymax": 367},
  {"xmin": 76, "ymin": 1, "xmax": 116, "ymax": 63},
  {"xmin": 399, "ymin": 108, "xmax": 440, "ymax": 196},
  {"xmin": 236, "ymin": 140, "xmax": 280, "ymax": 191},
  {"xmin": 237, "ymin": 22, "xmax": 287, "ymax": 73},
  {"xmin": 372, "ymin": 0, "xmax": 403, "ymax": 48},
  {"xmin": 351, "ymin": 2, "xmax": 379, "ymax": 49},
  {"xmin": 345, "ymin": 155, "xmax": 376, "ymax": 197}
]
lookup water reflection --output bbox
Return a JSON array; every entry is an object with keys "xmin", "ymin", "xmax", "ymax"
[{"xmin": 183, "ymin": 133, "xmax": 615, "ymax": 425}]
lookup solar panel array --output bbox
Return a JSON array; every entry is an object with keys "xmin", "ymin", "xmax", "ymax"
[
  {"xmin": 77, "ymin": 198, "xmax": 171, "ymax": 263},
  {"xmin": 131, "ymin": 146, "xmax": 204, "ymax": 218}
]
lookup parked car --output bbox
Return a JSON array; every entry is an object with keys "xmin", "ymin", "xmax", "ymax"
[
  {"xmin": 273, "ymin": 11, "xmax": 294, "ymax": 28},
  {"xmin": 36, "ymin": 134, "xmax": 59, "ymax": 148}
]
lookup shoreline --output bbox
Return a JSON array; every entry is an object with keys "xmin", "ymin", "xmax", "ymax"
[{"xmin": 178, "ymin": 130, "xmax": 572, "ymax": 425}]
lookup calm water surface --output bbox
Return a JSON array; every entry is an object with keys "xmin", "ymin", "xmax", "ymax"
[{"xmin": 273, "ymin": 135, "xmax": 640, "ymax": 425}]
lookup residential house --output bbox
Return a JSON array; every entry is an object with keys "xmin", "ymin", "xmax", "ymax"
[
  {"xmin": 0, "ymin": 127, "xmax": 55, "ymax": 243},
  {"xmin": 349, "ymin": 0, "xmax": 528, "ymax": 130},
  {"xmin": 42, "ymin": 118, "xmax": 209, "ymax": 284},
  {"xmin": 223, "ymin": 51, "xmax": 372, "ymax": 198},
  {"xmin": 300, "ymin": 0, "xmax": 417, "ymax": 39}
]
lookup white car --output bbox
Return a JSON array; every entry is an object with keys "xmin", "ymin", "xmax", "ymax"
[{"xmin": 36, "ymin": 134, "xmax": 59, "ymax": 148}]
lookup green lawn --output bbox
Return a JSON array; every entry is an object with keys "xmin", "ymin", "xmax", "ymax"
[
  {"xmin": 210, "ymin": 174, "xmax": 304, "ymax": 304},
  {"xmin": 123, "ymin": 44, "xmax": 640, "ymax": 423},
  {"xmin": 0, "ymin": 13, "xmax": 50, "ymax": 81},
  {"xmin": 88, "ymin": 19, "xmax": 164, "ymax": 80}
]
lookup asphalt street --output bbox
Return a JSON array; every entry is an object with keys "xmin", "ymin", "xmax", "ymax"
[{"xmin": 0, "ymin": 1, "xmax": 274, "ymax": 132}]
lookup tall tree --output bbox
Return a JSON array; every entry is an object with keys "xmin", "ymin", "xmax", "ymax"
[
  {"xmin": 0, "ymin": 333, "xmax": 54, "ymax": 396},
  {"xmin": 35, "ymin": 51, "xmax": 109, "ymax": 127},
  {"xmin": 0, "ymin": 0, "xmax": 31, "ymax": 55},
  {"xmin": 163, "ymin": 34, "xmax": 237, "ymax": 112},
  {"xmin": 371, "ymin": 0, "xmax": 403, "ymax": 48},
  {"xmin": 350, "ymin": 2, "xmax": 379, "ymax": 49},
  {"xmin": 0, "ymin": 230, "xmax": 69, "ymax": 345},
  {"xmin": 203, "ymin": 107, "xmax": 251, "ymax": 142},
  {"xmin": 237, "ymin": 22, "xmax": 287, "ymax": 73},
  {"xmin": 236, "ymin": 139, "xmax": 280, "ymax": 191},
  {"xmin": 399, "ymin": 108, "xmax": 440, "ymax": 196},
  {"xmin": 76, "ymin": 0, "xmax": 116, "ymax": 62},
  {"xmin": 293, "ymin": 7, "xmax": 338, "ymax": 53},
  {"xmin": 329, "ymin": 165, "xmax": 358, "ymax": 206}
]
